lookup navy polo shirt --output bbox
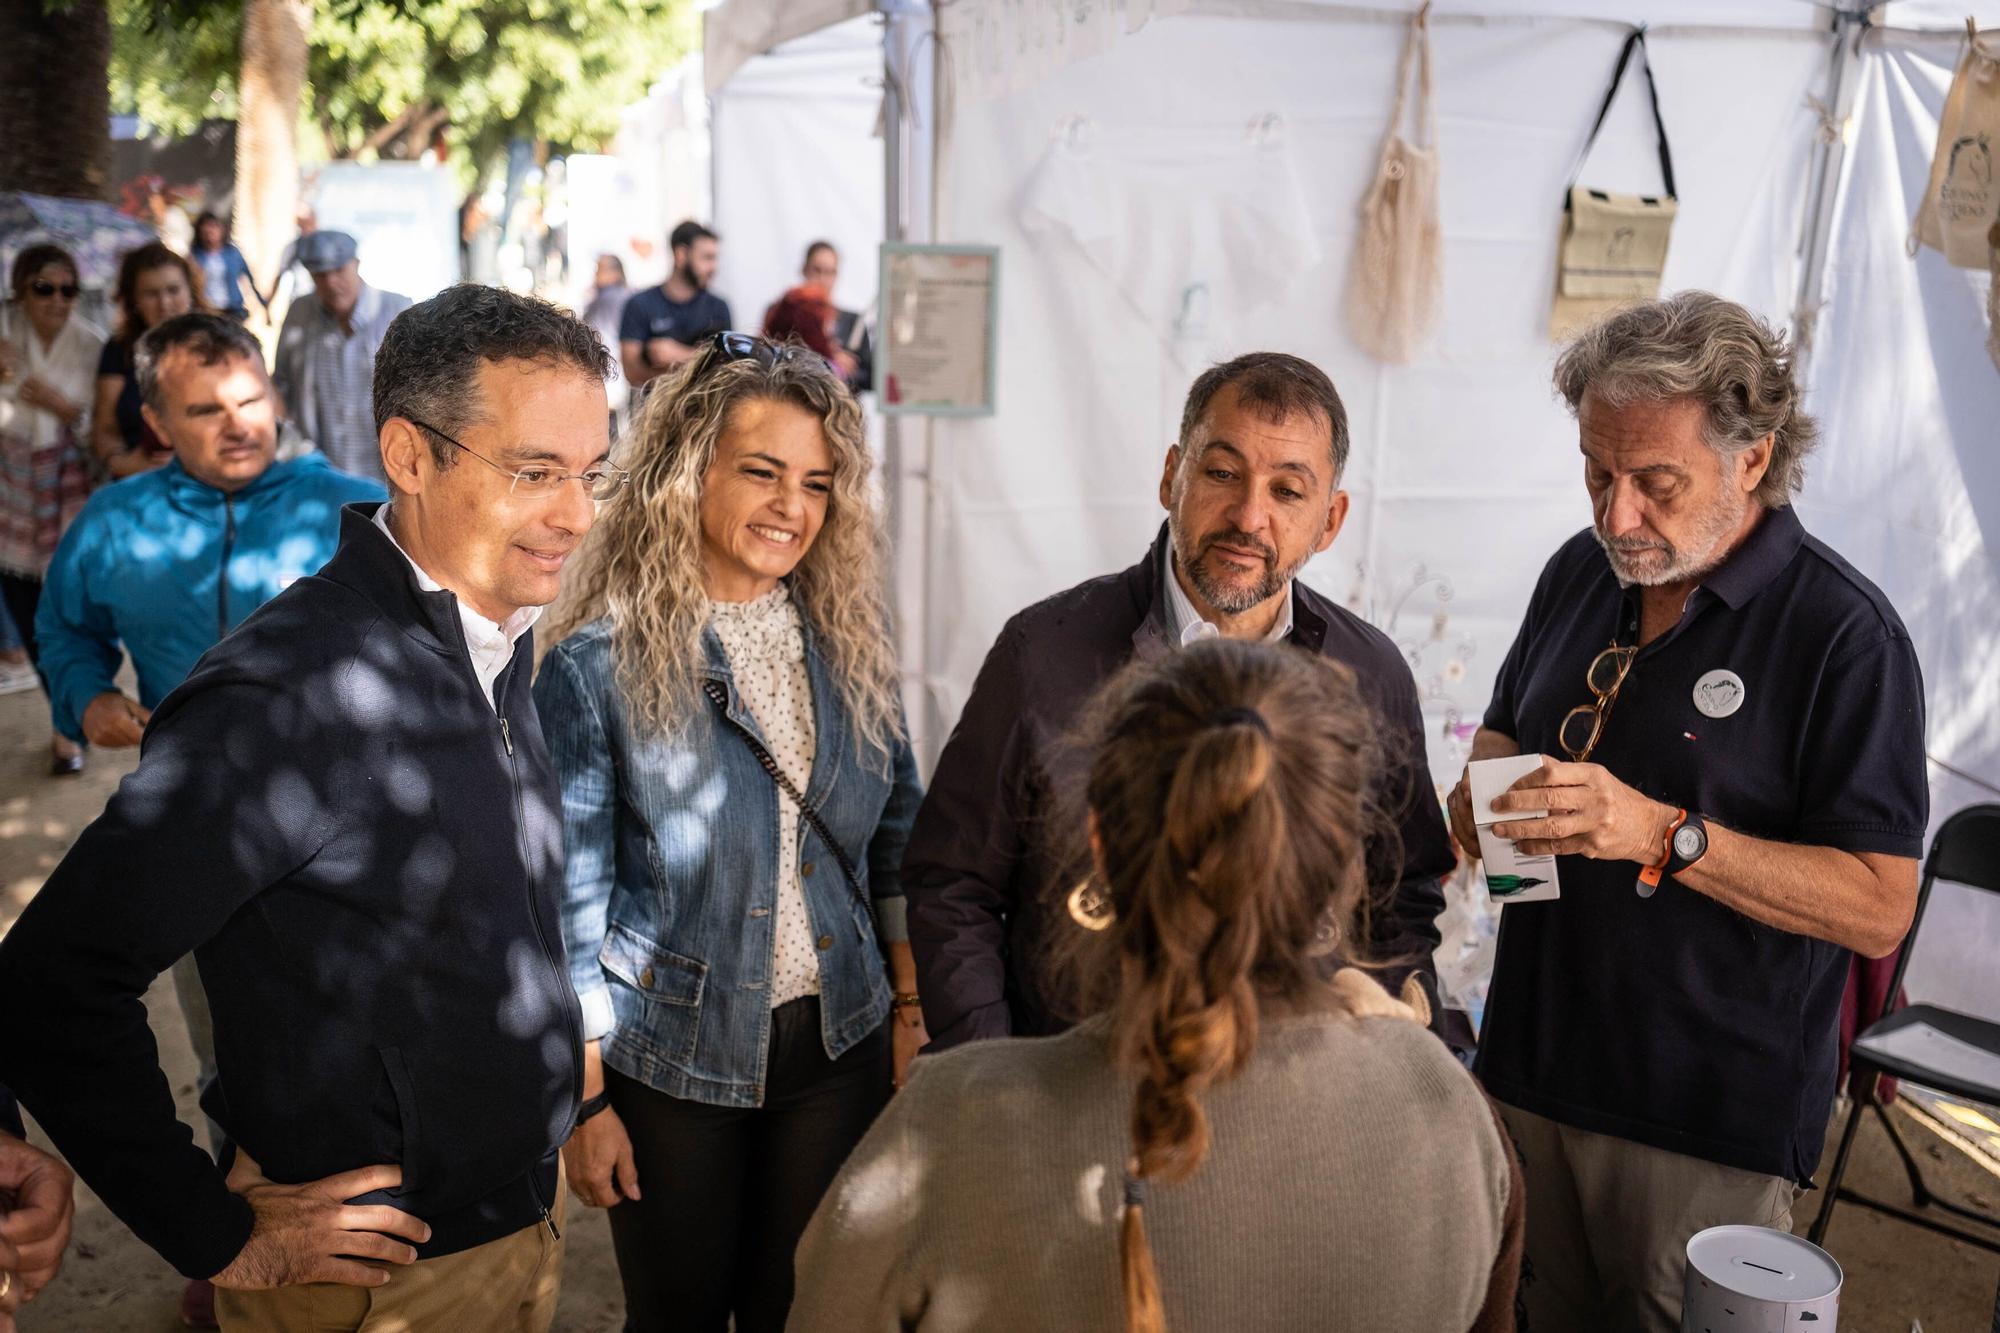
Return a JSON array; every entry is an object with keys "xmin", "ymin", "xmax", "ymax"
[
  {"xmin": 617, "ymin": 287, "xmax": 733, "ymax": 364},
  {"xmin": 1474, "ymin": 505, "xmax": 1927, "ymax": 1183}
]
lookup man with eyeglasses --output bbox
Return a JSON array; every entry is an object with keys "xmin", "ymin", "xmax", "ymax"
[
  {"xmin": 0, "ymin": 284, "xmax": 616, "ymax": 1332},
  {"xmin": 1445, "ymin": 293, "xmax": 1926, "ymax": 1333},
  {"xmin": 30, "ymin": 310, "xmax": 381, "ymax": 1327}
]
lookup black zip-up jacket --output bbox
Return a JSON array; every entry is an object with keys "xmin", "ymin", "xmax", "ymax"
[
  {"xmin": 905, "ymin": 526, "xmax": 1457, "ymax": 1049},
  {"xmin": 0, "ymin": 504, "xmax": 581, "ymax": 1280}
]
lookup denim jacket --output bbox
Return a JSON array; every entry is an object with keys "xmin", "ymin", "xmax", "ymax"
[{"xmin": 535, "ymin": 609, "xmax": 924, "ymax": 1108}]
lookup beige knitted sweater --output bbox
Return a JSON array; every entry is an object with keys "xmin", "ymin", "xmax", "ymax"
[{"xmin": 790, "ymin": 980, "xmax": 1520, "ymax": 1331}]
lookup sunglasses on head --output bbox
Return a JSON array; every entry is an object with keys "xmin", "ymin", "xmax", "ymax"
[
  {"xmin": 29, "ymin": 280, "xmax": 80, "ymax": 300},
  {"xmin": 695, "ymin": 331, "xmax": 798, "ymax": 378}
]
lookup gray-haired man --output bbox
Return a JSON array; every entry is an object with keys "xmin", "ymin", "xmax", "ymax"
[
  {"xmin": 1447, "ymin": 292, "xmax": 1926, "ymax": 1332},
  {"xmin": 271, "ymin": 230, "xmax": 412, "ymax": 483}
]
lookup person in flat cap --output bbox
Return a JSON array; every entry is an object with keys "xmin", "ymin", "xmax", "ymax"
[{"xmin": 271, "ymin": 229, "xmax": 412, "ymax": 483}]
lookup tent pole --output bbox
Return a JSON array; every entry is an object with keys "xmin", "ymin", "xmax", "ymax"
[
  {"xmin": 1792, "ymin": 5, "xmax": 1871, "ymax": 380},
  {"xmin": 880, "ymin": 0, "xmax": 907, "ymax": 713},
  {"xmin": 878, "ymin": 0, "xmax": 929, "ymax": 761}
]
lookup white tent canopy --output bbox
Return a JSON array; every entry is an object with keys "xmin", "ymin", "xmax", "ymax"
[
  {"xmin": 711, "ymin": 13, "xmax": 888, "ymax": 362},
  {"xmin": 696, "ymin": 0, "xmax": 2000, "ymax": 1010}
]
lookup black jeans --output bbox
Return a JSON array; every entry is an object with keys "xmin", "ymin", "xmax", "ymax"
[{"xmin": 605, "ymin": 996, "xmax": 892, "ymax": 1333}]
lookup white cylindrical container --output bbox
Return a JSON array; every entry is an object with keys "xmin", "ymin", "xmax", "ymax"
[{"xmin": 1681, "ymin": 1225, "xmax": 1842, "ymax": 1332}]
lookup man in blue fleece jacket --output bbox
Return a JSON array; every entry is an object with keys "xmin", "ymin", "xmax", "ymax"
[{"xmin": 37, "ymin": 311, "xmax": 383, "ymax": 750}]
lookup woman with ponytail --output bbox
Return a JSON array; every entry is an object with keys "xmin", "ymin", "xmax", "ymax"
[{"xmin": 791, "ymin": 639, "xmax": 1523, "ymax": 1331}]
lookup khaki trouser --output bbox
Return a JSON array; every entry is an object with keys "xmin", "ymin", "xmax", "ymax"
[
  {"xmin": 1497, "ymin": 1101, "xmax": 1799, "ymax": 1333},
  {"xmin": 215, "ymin": 1167, "xmax": 566, "ymax": 1333}
]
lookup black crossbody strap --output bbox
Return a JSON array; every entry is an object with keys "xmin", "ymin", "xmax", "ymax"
[
  {"xmin": 701, "ymin": 678, "xmax": 870, "ymax": 915},
  {"xmin": 1566, "ymin": 28, "xmax": 1678, "ymax": 203}
]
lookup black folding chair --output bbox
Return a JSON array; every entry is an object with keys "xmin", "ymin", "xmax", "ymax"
[{"xmin": 1808, "ymin": 802, "xmax": 2000, "ymax": 1253}]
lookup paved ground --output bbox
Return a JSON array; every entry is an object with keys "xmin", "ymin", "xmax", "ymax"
[{"xmin": 2, "ymin": 682, "xmax": 1996, "ymax": 1331}]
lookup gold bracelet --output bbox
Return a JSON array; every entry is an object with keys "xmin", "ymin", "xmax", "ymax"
[{"xmin": 891, "ymin": 992, "xmax": 922, "ymax": 1009}]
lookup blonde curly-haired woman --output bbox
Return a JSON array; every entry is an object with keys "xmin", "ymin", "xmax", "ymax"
[{"xmin": 535, "ymin": 332, "xmax": 924, "ymax": 1333}]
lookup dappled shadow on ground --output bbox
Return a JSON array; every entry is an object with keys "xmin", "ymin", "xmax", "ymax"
[{"xmin": 0, "ymin": 684, "xmax": 140, "ymax": 937}]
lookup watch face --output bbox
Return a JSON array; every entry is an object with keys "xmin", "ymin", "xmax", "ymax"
[{"xmin": 1674, "ymin": 825, "xmax": 1705, "ymax": 858}]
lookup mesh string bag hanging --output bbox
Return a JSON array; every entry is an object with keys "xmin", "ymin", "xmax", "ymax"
[{"xmin": 1345, "ymin": 1, "xmax": 1442, "ymax": 364}]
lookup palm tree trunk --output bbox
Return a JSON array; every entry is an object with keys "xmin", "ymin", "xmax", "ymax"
[
  {"xmin": 0, "ymin": 0, "xmax": 112, "ymax": 200},
  {"xmin": 236, "ymin": 0, "xmax": 312, "ymax": 323}
]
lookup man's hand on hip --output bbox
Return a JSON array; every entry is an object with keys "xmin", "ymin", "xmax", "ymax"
[
  {"xmin": 81, "ymin": 692, "xmax": 150, "ymax": 748},
  {"xmin": 211, "ymin": 1159, "xmax": 430, "ymax": 1290},
  {"xmin": 0, "ymin": 1131, "xmax": 76, "ymax": 1305},
  {"xmin": 1490, "ymin": 757, "xmax": 1676, "ymax": 864}
]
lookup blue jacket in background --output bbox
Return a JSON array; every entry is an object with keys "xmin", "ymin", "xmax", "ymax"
[
  {"xmin": 195, "ymin": 243, "xmax": 256, "ymax": 313},
  {"xmin": 36, "ymin": 453, "xmax": 384, "ymax": 740}
]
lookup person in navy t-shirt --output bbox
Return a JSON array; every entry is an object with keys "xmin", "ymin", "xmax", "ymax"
[{"xmin": 617, "ymin": 220, "xmax": 732, "ymax": 394}]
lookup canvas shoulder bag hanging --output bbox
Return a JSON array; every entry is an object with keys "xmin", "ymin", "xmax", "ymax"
[
  {"xmin": 1345, "ymin": 0, "xmax": 1442, "ymax": 363},
  {"xmin": 1550, "ymin": 29, "xmax": 1679, "ymax": 339},
  {"xmin": 1912, "ymin": 19, "xmax": 2000, "ymax": 269}
]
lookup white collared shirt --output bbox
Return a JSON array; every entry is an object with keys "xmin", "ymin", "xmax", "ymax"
[
  {"xmin": 372, "ymin": 504, "xmax": 540, "ymax": 711},
  {"xmin": 1161, "ymin": 542, "xmax": 1295, "ymax": 646}
]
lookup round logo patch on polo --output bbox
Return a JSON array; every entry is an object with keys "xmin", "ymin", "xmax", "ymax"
[{"xmin": 1693, "ymin": 669, "xmax": 1746, "ymax": 719}]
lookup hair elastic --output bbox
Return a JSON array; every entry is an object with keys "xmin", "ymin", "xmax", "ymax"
[
  {"xmin": 1211, "ymin": 706, "xmax": 1271, "ymax": 737},
  {"xmin": 1123, "ymin": 1173, "xmax": 1150, "ymax": 1208}
]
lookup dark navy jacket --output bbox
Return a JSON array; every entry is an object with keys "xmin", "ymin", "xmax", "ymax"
[{"xmin": 0, "ymin": 504, "xmax": 580, "ymax": 1279}]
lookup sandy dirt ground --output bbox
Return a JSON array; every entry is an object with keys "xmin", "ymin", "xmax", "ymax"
[{"xmin": 1, "ymin": 682, "xmax": 1996, "ymax": 1331}]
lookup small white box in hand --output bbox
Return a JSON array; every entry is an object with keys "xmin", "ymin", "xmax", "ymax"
[{"xmin": 1468, "ymin": 754, "xmax": 1560, "ymax": 904}]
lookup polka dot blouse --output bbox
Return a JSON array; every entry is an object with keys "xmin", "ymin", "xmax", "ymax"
[{"xmin": 710, "ymin": 585, "xmax": 821, "ymax": 1007}]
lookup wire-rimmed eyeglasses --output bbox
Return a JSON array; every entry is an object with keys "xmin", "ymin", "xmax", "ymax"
[
  {"xmin": 406, "ymin": 417, "xmax": 628, "ymax": 502},
  {"xmin": 1558, "ymin": 642, "xmax": 1638, "ymax": 762}
]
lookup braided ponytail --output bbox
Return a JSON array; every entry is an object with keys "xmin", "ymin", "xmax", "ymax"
[{"xmin": 1077, "ymin": 640, "xmax": 1378, "ymax": 1332}]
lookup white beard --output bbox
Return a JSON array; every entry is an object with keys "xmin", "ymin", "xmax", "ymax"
[{"xmin": 1595, "ymin": 486, "xmax": 1749, "ymax": 587}]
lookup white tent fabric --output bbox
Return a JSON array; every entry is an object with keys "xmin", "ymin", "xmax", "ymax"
[
  {"xmin": 940, "ymin": 0, "xmax": 1837, "ymax": 104},
  {"xmin": 711, "ymin": 14, "xmax": 886, "ymax": 344},
  {"xmin": 607, "ymin": 63, "xmax": 713, "ymax": 290},
  {"xmin": 921, "ymin": 10, "xmax": 1828, "ymax": 792},
  {"xmin": 1802, "ymin": 24, "xmax": 2000, "ymax": 1015},
  {"xmin": 705, "ymin": 0, "xmax": 872, "ymax": 93},
  {"xmin": 1882, "ymin": 0, "xmax": 2000, "ymax": 29}
]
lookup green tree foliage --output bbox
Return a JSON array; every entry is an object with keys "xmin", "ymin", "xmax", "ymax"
[
  {"xmin": 111, "ymin": 0, "xmax": 695, "ymax": 180},
  {"xmin": 110, "ymin": 0, "xmax": 244, "ymax": 136}
]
